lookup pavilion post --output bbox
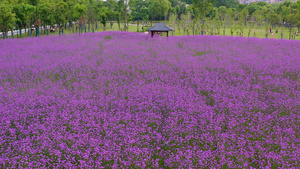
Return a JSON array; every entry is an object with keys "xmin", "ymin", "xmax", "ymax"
[{"xmin": 167, "ymin": 31, "xmax": 168, "ymax": 37}]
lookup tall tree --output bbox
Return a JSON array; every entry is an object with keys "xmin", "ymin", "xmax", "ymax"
[
  {"xmin": 23, "ymin": 3, "xmax": 35, "ymax": 33},
  {"xmin": 73, "ymin": 4, "xmax": 87, "ymax": 21},
  {"xmin": 99, "ymin": 7, "xmax": 109, "ymax": 30},
  {"xmin": 140, "ymin": 6, "xmax": 149, "ymax": 25},
  {"xmin": 0, "ymin": 4, "xmax": 16, "ymax": 38},
  {"xmin": 217, "ymin": 6, "xmax": 227, "ymax": 21},
  {"xmin": 238, "ymin": 7, "xmax": 249, "ymax": 26},
  {"xmin": 118, "ymin": 0, "xmax": 130, "ymax": 31},
  {"xmin": 252, "ymin": 9, "xmax": 264, "ymax": 27},
  {"xmin": 192, "ymin": 0, "xmax": 216, "ymax": 18},
  {"xmin": 38, "ymin": 2, "xmax": 55, "ymax": 32},
  {"xmin": 129, "ymin": 0, "xmax": 145, "ymax": 20},
  {"xmin": 267, "ymin": 10, "xmax": 280, "ymax": 28},
  {"xmin": 55, "ymin": 1, "xmax": 69, "ymax": 33},
  {"xmin": 149, "ymin": 0, "xmax": 171, "ymax": 20},
  {"xmin": 14, "ymin": 4, "xmax": 26, "ymax": 34}
]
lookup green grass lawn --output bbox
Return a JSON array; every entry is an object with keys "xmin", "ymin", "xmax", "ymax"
[
  {"xmin": 171, "ymin": 26, "xmax": 299, "ymax": 40},
  {"xmin": 3, "ymin": 21, "xmax": 299, "ymax": 40},
  {"xmin": 43, "ymin": 24, "xmax": 300, "ymax": 40}
]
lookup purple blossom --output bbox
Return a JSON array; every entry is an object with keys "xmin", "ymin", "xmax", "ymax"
[{"xmin": 0, "ymin": 32, "xmax": 299, "ymax": 168}]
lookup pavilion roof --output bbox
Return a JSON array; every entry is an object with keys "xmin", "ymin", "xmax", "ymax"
[{"xmin": 147, "ymin": 23, "xmax": 173, "ymax": 32}]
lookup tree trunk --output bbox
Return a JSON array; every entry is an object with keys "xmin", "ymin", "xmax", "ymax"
[
  {"xmin": 30, "ymin": 25, "xmax": 32, "ymax": 37},
  {"xmin": 5, "ymin": 28, "xmax": 8, "ymax": 39},
  {"xmin": 36, "ymin": 26, "xmax": 39, "ymax": 36},
  {"xmin": 58, "ymin": 24, "xmax": 61, "ymax": 35},
  {"xmin": 193, "ymin": 23, "xmax": 195, "ymax": 35},
  {"xmin": 124, "ymin": 9, "xmax": 127, "ymax": 31},
  {"xmin": 11, "ymin": 28, "xmax": 14, "ymax": 38},
  {"xmin": 19, "ymin": 26, "xmax": 22, "ymax": 38},
  {"xmin": 289, "ymin": 27, "xmax": 292, "ymax": 40}
]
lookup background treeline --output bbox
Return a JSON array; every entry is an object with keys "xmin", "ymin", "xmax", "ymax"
[{"xmin": 0, "ymin": 0, "xmax": 300, "ymax": 38}]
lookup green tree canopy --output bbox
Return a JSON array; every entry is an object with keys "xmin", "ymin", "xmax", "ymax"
[
  {"xmin": 73, "ymin": 4, "xmax": 87, "ymax": 21},
  {"xmin": 0, "ymin": 4, "xmax": 16, "ymax": 34},
  {"xmin": 192, "ymin": 0, "xmax": 216, "ymax": 18},
  {"xmin": 216, "ymin": 0, "xmax": 239, "ymax": 9},
  {"xmin": 55, "ymin": 1, "xmax": 68, "ymax": 28},
  {"xmin": 149, "ymin": 0, "xmax": 171, "ymax": 20},
  {"xmin": 38, "ymin": 2, "xmax": 55, "ymax": 27}
]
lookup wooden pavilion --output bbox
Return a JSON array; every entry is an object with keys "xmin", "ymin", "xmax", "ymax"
[{"xmin": 147, "ymin": 23, "xmax": 173, "ymax": 38}]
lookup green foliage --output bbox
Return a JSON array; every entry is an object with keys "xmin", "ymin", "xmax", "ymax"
[
  {"xmin": 55, "ymin": 1, "xmax": 69, "ymax": 28},
  {"xmin": 73, "ymin": 4, "xmax": 87, "ymax": 21},
  {"xmin": 99, "ymin": 7, "xmax": 109, "ymax": 29},
  {"xmin": 217, "ymin": 6, "xmax": 227, "ymax": 21},
  {"xmin": 149, "ymin": 0, "xmax": 171, "ymax": 20},
  {"xmin": 192, "ymin": 0, "xmax": 216, "ymax": 18},
  {"xmin": 1, "ymin": 0, "xmax": 300, "ymax": 39},
  {"xmin": 129, "ymin": 0, "xmax": 149, "ymax": 20},
  {"xmin": 238, "ymin": 8, "xmax": 249, "ymax": 26},
  {"xmin": 38, "ymin": 2, "xmax": 55, "ymax": 26},
  {"xmin": 216, "ymin": 0, "xmax": 239, "ymax": 9},
  {"xmin": 268, "ymin": 12, "xmax": 281, "ymax": 26},
  {"xmin": 0, "ymin": 4, "xmax": 16, "ymax": 33},
  {"xmin": 141, "ymin": 6, "xmax": 149, "ymax": 22}
]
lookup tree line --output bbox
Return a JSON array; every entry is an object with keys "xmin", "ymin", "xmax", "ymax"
[{"xmin": 0, "ymin": 0, "xmax": 300, "ymax": 38}]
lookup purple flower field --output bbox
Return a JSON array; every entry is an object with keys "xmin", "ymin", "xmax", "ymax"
[{"xmin": 0, "ymin": 32, "xmax": 299, "ymax": 168}]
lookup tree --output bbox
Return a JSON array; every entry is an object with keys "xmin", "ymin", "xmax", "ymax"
[
  {"xmin": 73, "ymin": 4, "xmax": 87, "ymax": 22},
  {"xmin": 79, "ymin": 14, "xmax": 86, "ymax": 35},
  {"xmin": 38, "ymin": 2, "xmax": 55, "ymax": 33},
  {"xmin": 180, "ymin": 12, "xmax": 191, "ymax": 34},
  {"xmin": 267, "ymin": 11, "xmax": 280, "ymax": 28},
  {"xmin": 280, "ymin": 6, "xmax": 292, "ymax": 23},
  {"xmin": 129, "ymin": 0, "xmax": 145, "ymax": 20},
  {"xmin": 252, "ymin": 9, "xmax": 264, "ymax": 27},
  {"xmin": 295, "ymin": 0, "xmax": 300, "ymax": 30},
  {"xmin": 73, "ymin": 4, "xmax": 87, "ymax": 33},
  {"xmin": 28, "ymin": 0, "xmax": 39, "ymax": 6},
  {"xmin": 105, "ymin": 0, "xmax": 118, "ymax": 10},
  {"xmin": 87, "ymin": 4, "xmax": 98, "ymax": 31},
  {"xmin": 192, "ymin": 0, "xmax": 216, "ymax": 19},
  {"xmin": 216, "ymin": 0, "xmax": 239, "ymax": 9},
  {"xmin": 13, "ymin": 3, "xmax": 36, "ymax": 34},
  {"xmin": 238, "ymin": 8, "xmax": 249, "ymax": 26},
  {"xmin": 65, "ymin": 0, "xmax": 77, "ymax": 29},
  {"xmin": 55, "ymin": 1, "xmax": 69, "ymax": 33},
  {"xmin": 149, "ymin": 0, "xmax": 171, "ymax": 20},
  {"xmin": 169, "ymin": 13, "xmax": 177, "ymax": 34},
  {"xmin": 0, "ymin": 4, "xmax": 16, "ymax": 38},
  {"xmin": 99, "ymin": 7, "xmax": 109, "ymax": 30},
  {"xmin": 217, "ymin": 6, "xmax": 227, "ymax": 21},
  {"xmin": 247, "ymin": 2, "xmax": 259, "ymax": 16},
  {"xmin": 181, "ymin": 0, "xmax": 192, "ymax": 4},
  {"xmin": 218, "ymin": 6, "xmax": 234, "ymax": 35},
  {"xmin": 224, "ymin": 8, "xmax": 234, "ymax": 33},
  {"xmin": 141, "ymin": 6, "xmax": 149, "ymax": 25},
  {"xmin": 175, "ymin": 2, "xmax": 187, "ymax": 20},
  {"xmin": 118, "ymin": 0, "xmax": 130, "ymax": 31},
  {"xmin": 14, "ymin": 4, "xmax": 26, "ymax": 35}
]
